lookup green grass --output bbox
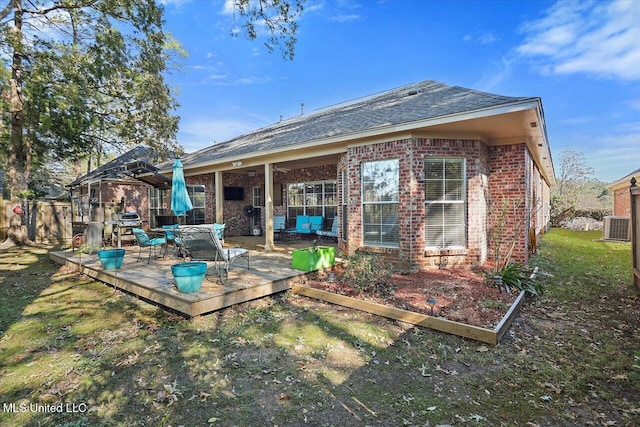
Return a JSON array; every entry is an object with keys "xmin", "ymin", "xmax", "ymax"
[{"xmin": 0, "ymin": 230, "xmax": 638, "ymax": 426}]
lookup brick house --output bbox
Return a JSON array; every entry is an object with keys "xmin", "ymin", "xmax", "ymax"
[
  {"xmin": 157, "ymin": 80, "xmax": 555, "ymax": 271},
  {"xmin": 609, "ymin": 168, "xmax": 640, "ymax": 217}
]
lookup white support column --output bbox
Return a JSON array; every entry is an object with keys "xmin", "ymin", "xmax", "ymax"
[
  {"xmin": 215, "ymin": 171, "xmax": 224, "ymax": 224},
  {"xmin": 264, "ymin": 163, "xmax": 274, "ymax": 251}
]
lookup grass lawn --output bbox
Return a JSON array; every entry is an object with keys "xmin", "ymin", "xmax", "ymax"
[{"xmin": 0, "ymin": 229, "xmax": 638, "ymax": 426}]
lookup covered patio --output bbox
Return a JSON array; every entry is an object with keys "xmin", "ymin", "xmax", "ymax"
[{"xmin": 49, "ymin": 237, "xmax": 338, "ymax": 319}]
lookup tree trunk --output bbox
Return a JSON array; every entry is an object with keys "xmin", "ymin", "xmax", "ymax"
[{"xmin": 5, "ymin": 0, "xmax": 30, "ymax": 246}]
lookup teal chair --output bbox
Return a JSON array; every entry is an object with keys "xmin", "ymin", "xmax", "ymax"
[
  {"xmin": 132, "ymin": 228, "xmax": 167, "ymax": 263},
  {"xmin": 309, "ymin": 216, "xmax": 324, "ymax": 233},
  {"xmin": 317, "ymin": 217, "xmax": 339, "ymax": 242},
  {"xmin": 162, "ymin": 224, "xmax": 184, "ymax": 257},
  {"xmin": 213, "ymin": 223, "xmax": 226, "ymax": 244}
]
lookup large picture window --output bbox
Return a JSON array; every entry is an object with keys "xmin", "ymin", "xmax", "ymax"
[
  {"xmin": 362, "ymin": 159, "xmax": 399, "ymax": 247},
  {"xmin": 287, "ymin": 181, "xmax": 337, "ymax": 228},
  {"xmin": 424, "ymin": 158, "xmax": 465, "ymax": 248}
]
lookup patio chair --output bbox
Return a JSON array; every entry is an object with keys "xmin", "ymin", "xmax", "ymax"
[
  {"xmin": 132, "ymin": 228, "xmax": 167, "ymax": 264},
  {"xmin": 176, "ymin": 226, "xmax": 250, "ymax": 284},
  {"xmin": 316, "ymin": 217, "xmax": 339, "ymax": 242},
  {"xmin": 162, "ymin": 224, "xmax": 186, "ymax": 258},
  {"xmin": 309, "ymin": 216, "xmax": 324, "ymax": 234},
  {"xmin": 285, "ymin": 215, "xmax": 311, "ymax": 238},
  {"xmin": 273, "ymin": 215, "xmax": 286, "ymax": 240},
  {"xmin": 213, "ymin": 223, "xmax": 225, "ymax": 244}
]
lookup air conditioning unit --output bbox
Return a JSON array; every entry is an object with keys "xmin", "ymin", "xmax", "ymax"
[{"xmin": 603, "ymin": 216, "xmax": 631, "ymax": 241}]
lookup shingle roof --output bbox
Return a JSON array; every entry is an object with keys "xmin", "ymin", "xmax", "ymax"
[
  {"xmin": 610, "ymin": 167, "xmax": 640, "ymax": 189},
  {"xmin": 178, "ymin": 80, "xmax": 537, "ymax": 167}
]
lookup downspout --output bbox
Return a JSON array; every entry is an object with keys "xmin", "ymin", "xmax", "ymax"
[{"xmin": 409, "ymin": 139, "xmax": 414, "ymax": 271}]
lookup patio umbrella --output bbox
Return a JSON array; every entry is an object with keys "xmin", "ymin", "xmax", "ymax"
[{"xmin": 171, "ymin": 158, "xmax": 193, "ymax": 217}]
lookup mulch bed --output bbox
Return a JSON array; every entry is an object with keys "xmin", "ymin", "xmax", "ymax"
[{"xmin": 302, "ymin": 266, "xmax": 518, "ymax": 329}]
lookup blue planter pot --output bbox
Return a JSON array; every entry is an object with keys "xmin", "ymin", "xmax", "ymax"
[
  {"xmin": 172, "ymin": 262, "xmax": 207, "ymax": 293},
  {"xmin": 97, "ymin": 249, "xmax": 126, "ymax": 270}
]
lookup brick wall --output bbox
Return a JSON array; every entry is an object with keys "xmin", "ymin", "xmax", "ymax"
[
  {"xmin": 613, "ymin": 186, "xmax": 631, "ymax": 216},
  {"xmin": 344, "ymin": 138, "xmax": 491, "ymax": 271},
  {"xmin": 487, "ymin": 144, "xmax": 529, "ymax": 264}
]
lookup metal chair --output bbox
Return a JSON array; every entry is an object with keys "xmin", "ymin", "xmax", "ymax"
[
  {"xmin": 162, "ymin": 224, "xmax": 186, "ymax": 258},
  {"xmin": 132, "ymin": 228, "xmax": 167, "ymax": 263},
  {"xmin": 317, "ymin": 217, "xmax": 339, "ymax": 242},
  {"xmin": 176, "ymin": 227, "xmax": 249, "ymax": 284}
]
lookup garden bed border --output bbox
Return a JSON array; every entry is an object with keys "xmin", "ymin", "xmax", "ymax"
[{"xmin": 291, "ymin": 285, "xmax": 527, "ymax": 345}]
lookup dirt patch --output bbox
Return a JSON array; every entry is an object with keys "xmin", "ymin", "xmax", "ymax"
[{"xmin": 302, "ymin": 267, "xmax": 518, "ymax": 329}]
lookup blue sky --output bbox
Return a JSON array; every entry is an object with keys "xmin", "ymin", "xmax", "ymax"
[{"xmin": 160, "ymin": 0, "xmax": 640, "ymax": 183}]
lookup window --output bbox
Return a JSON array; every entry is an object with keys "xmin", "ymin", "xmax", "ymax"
[
  {"xmin": 149, "ymin": 188, "xmax": 169, "ymax": 226},
  {"xmin": 362, "ymin": 159, "xmax": 399, "ymax": 247},
  {"xmin": 424, "ymin": 158, "xmax": 465, "ymax": 248},
  {"xmin": 186, "ymin": 185, "xmax": 205, "ymax": 225},
  {"xmin": 286, "ymin": 181, "xmax": 337, "ymax": 228},
  {"xmin": 253, "ymin": 186, "xmax": 262, "ymax": 207}
]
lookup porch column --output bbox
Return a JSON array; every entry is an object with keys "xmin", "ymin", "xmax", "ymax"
[
  {"xmin": 264, "ymin": 163, "xmax": 274, "ymax": 251},
  {"xmin": 215, "ymin": 171, "xmax": 224, "ymax": 224}
]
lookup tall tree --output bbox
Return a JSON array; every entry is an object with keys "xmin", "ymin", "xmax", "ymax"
[
  {"xmin": 1, "ymin": 0, "xmax": 183, "ymax": 244},
  {"xmin": 0, "ymin": 0, "xmax": 304, "ymax": 245}
]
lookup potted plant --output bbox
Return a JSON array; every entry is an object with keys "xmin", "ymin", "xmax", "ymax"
[
  {"xmin": 97, "ymin": 248, "xmax": 126, "ymax": 270},
  {"xmin": 292, "ymin": 246, "xmax": 335, "ymax": 272},
  {"xmin": 171, "ymin": 262, "xmax": 207, "ymax": 293}
]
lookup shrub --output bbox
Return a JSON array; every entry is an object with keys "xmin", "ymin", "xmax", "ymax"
[
  {"xmin": 490, "ymin": 263, "xmax": 544, "ymax": 296},
  {"xmin": 342, "ymin": 253, "xmax": 395, "ymax": 297}
]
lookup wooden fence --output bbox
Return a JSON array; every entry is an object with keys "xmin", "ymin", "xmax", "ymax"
[
  {"xmin": 631, "ymin": 179, "xmax": 640, "ymax": 290},
  {"xmin": 1, "ymin": 199, "xmax": 72, "ymax": 246}
]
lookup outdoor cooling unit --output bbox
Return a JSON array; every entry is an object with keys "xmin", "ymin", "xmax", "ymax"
[{"xmin": 603, "ymin": 216, "xmax": 631, "ymax": 241}]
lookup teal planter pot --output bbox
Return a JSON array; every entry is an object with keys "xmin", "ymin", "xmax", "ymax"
[
  {"xmin": 292, "ymin": 247, "xmax": 335, "ymax": 271},
  {"xmin": 172, "ymin": 262, "xmax": 207, "ymax": 293},
  {"xmin": 97, "ymin": 249, "xmax": 125, "ymax": 270}
]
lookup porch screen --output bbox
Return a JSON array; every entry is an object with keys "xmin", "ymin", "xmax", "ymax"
[
  {"xmin": 362, "ymin": 159, "xmax": 399, "ymax": 247},
  {"xmin": 424, "ymin": 158, "xmax": 465, "ymax": 248}
]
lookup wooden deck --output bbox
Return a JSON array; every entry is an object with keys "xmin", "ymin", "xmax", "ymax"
[{"xmin": 49, "ymin": 244, "xmax": 311, "ymax": 319}]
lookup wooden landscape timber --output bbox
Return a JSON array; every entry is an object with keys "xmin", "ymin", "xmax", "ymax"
[{"xmin": 291, "ymin": 285, "xmax": 527, "ymax": 345}]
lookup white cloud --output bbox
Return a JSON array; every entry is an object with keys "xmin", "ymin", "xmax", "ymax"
[
  {"xmin": 517, "ymin": 0, "xmax": 640, "ymax": 80},
  {"xmin": 464, "ymin": 32, "xmax": 498, "ymax": 45},
  {"xmin": 179, "ymin": 116, "xmax": 266, "ymax": 152},
  {"xmin": 331, "ymin": 14, "xmax": 362, "ymax": 23},
  {"xmin": 474, "ymin": 57, "xmax": 515, "ymax": 92}
]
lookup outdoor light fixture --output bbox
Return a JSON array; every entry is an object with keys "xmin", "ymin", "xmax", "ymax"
[
  {"xmin": 426, "ymin": 298, "xmax": 438, "ymax": 316},
  {"xmin": 247, "ymin": 170, "xmax": 256, "ymax": 177},
  {"xmin": 232, "ymin": 161, "xmax": 243, "ymax": 167}
]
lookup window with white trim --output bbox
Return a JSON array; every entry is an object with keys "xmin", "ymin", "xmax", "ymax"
[
  {"xmin": 186, "ymin": 185, "xmax": 206, "ymax": 224},
  {"xmin": 424, "ymin": 158, "xmax": 465, "ymax": 248},
  {"xmin": 286, "ymin": 181, "xmax": 337, "ymax": 228},
  {"xmin": 149, "ymin": 188, "xmax": 169, "ymax": 227},
  {"xmin": 362, "ymin": 159, "xmax": 399, "ymax": 247}
]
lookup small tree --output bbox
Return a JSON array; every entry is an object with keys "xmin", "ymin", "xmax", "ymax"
[{"xmin": 550, "ymin": 148, "xmax": 595, "ymax": 225}]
